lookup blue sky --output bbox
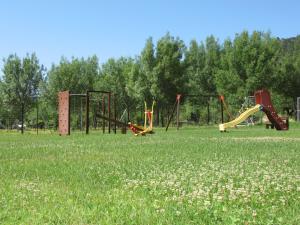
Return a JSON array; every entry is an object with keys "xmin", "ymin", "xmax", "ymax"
[{"xmin": 0, "ymin": 0, "xmax": 299, "ymax": 71}]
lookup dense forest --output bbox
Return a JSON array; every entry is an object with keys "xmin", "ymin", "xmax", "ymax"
[{"xmin": 0, "ymin": 31, "xmax": 300, "ymax": 129}]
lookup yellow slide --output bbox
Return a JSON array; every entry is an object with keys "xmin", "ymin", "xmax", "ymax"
[{"xmin": 219, "ymin": 104, "xmax": 261, "ymax": 131}]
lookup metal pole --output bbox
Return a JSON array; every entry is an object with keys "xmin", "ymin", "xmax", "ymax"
[
  {"xmin": 220, "ymin": 97, "xmax": 224, "ymax": 124},
  {"xmin": 108, "ymin": 92, "xmax": 111, "ymax": 134},
  {"xmin": 166, "ymin": 94, "xmax": 181, "ymax": 131},
  {"xmin": 21, "ymin": 102, "xmax": 24, "ymax": 134},
  {"xmin": 127, "ymin": 107, "xmax": 130, "ymax": 122},
  {"xmin": 166, "ymin": 102, "xmax": 177, "ymax": 131},
  {"xmin": 36, "ymin": 98, "xmax": 39, "ymax": 135},
  {"xmin": 85, "ymin": 91, "xmax": 90, "ymax": 134},
  {"xmin": 176, "ymin": 95, "xmax": 181, "ymax": 130},
  {"xmin": 80, "ymin": 97, "xmax": 83, "ymax": 131},
  {"xmin": 207, "ymin": 100, "xmax": 210, "ymax": 125},
  {"xmin": 102, "ymin": 95, "xmax": 105, "ymax": 133},
  {"xmin": 114, "ymin": 94, "xmax": 117, "ymax": 134}
]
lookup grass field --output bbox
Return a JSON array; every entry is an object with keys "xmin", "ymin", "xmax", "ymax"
[{"xmin": 0, "ymin": 124, "xmax": 300, "ymax": 224}]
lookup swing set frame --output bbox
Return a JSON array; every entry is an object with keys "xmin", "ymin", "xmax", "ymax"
[{"xmin": 165, "ymin": 94, "xmax": 229, "ymax": 131}]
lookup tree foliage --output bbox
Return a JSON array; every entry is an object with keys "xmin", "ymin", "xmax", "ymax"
[
  {"xmin": 1, "ymin": 53, "xmax": 44, "ymax": 120},
  {"xmin": 1, "ymin": 31, "xmax": 300, "ymax": 126}
]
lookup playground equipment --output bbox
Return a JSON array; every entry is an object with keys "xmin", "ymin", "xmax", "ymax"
[
  {"xmin": 128, "ymin": 101, "xmax": 155, "ymax": 136},
  {"xmin": 58, "ymin": 90, "xmax": 127, "ymax": 135},
  {"xmin": 166, "ymin": 94, "xmax": 228, "ymax": 131},
  {"xmin": 219, "ymin": 89, "xmax": 289, "ymax": 131},
  {"xmin": 237, "ymin": 96, "xmax": 256, "ymax": 126},
  {"xmin": 219, "ymin": 95, "xmax": 234, "ymax": 121},
  {"xmin": 58, "ymin": 90, "xmax": 154, "ymax": 136}
]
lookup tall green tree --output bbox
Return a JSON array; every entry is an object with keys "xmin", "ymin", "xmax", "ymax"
[
  {"xmin": 46, "ymin": 55, "xmax": 99, "ymax": 105},
  {"xmin": 202, "ymin": 35, "xmax": 220, "ymax": 95},
  {"xmin": 215, "ymin": 39, "xmax": 243, "ymax": 98},
  {"xmin": 232, "ymin": 31, "xmax": 280, "ymax": 94},
  {"xmin": 184, "ymin": 40, "xmax": 206, "ymax": 95},
  {"xmin": 215, "ymin": 31, "xmax": 281, "ymax": 98},
  {"xmin": 139, "ymin": 37, "xmax": 156, "ymax": 102},
  {"xmin": 2, "ymin": 53, "xmax": 44, "ymax": 124},
  {"xmin": 153, "ymin": 33, "xmax": 186, "ymax": 104},
  {"xmin": 274, "ymin": 55, "xmax": 300, "ymax": 108},
  {"xmin": 97, "ymin": 57, "xmax": 135, "ymax": 113}
]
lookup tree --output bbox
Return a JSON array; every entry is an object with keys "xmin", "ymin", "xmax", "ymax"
[
  {"xmin": 184, "ymin": 40, "xmax": 206, "ymax": 95},
  {"xmin": 274, "ymin": 55, "xmax": 300, "ymax": 111},
  {"xmin": 153, "ymin": 33, "xmax": 186, "ymax": 102},
  {"xmin": 2, "ymin": 53, "xmax": 44, "ymax": 130},
  {"xmin": 96, "ymin": 57, "xmax": 135, "ymax": 116},
  {"xmin": 215, "ymin": 39, "xmax": 244, "ymax": 99},
  {"xmin": 139, "ymin": 37, "xmax": 156, "ymax": 103},
  {"xmin": 152, "ymin": 33, "xmax": 186, "ymax": 125},
  {"xmin": 202, "ymin": 35, "xmax": 220, "ymax": 95},
  {"xmin": 46, "ymin": 55, "xmax": 99, "ymax": 104}
]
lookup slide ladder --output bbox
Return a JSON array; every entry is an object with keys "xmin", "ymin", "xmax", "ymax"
[{"xmin": 255, "ymin": 89, "xmax": 288, "ymax": 130}]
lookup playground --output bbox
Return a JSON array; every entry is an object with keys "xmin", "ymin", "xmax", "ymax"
[
  {"xmin": 1, "ymin": 125, "xmax": 300, "ymax": 224},
  {"xmin": 1, "ymin": 85, "xmax": 299, "ymax": 224}
]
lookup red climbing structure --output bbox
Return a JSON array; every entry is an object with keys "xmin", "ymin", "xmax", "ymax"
[{"xmin": 254, "ymin": 89, "xmax": 288, "ymax": 130}]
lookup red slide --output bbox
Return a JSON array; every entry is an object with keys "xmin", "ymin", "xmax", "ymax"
[{"xmin": 255, "ymin": 89, "xmax": 288, "ymax": 130}]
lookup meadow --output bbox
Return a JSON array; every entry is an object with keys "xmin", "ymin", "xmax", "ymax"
[{"xmin": 0, "ymin": 124, "xmax": 300, "ymax": 224}]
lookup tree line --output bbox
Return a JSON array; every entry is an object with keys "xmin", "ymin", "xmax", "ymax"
[{"xmin": 0, "ymin": 31, "xmax": 300, "ymax": 128}]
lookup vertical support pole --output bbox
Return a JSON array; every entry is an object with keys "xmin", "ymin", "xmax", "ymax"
[
  {"xmin": 144, "ymin": 101, "xmax": 147, "ymax": 129},
  {"xmin": 220, "ymin": 96, "xmax": 224, "ymax": 124},
  {"xmin": 108, "ymin": 92, "xmax": 111, "ymax": 134},
  {"xmin": 176, "ymin": 95, "xmax": 181, "ymax": 130},
  {"xmin": 127, "ymin": 107, "xmax": 130, "ymax": 122},
  {"xmin": 21, "ymin": 102, "xmax": 24, "ymax": 134},
  {"xmin": 141, "ymin": 105, "xmax": 143, "ymax": 125},
  {"xmin": 36, "ymin": 97, "xmax": 39, "ymax": 135},
  {"xmin": 102, "ymin": 95, "xmax": 105, "ymax": 133},
  {"xmin": 207, "ymin": 100, "xmax": 210, "ymax": 125},
  {"xmin": 80, "ymin": 97, "xmax": 83, "ymax": 131},
  {"xmin": 85, "ymin": 91, "xmax": 90, "ymax": 134},
  {"xmin": 114, "ymin": 94, "xmax": 117, "ymax": 134},
  {"xmin": 166, "ymin": 94, "xmax": 181, "ymax": 131}
]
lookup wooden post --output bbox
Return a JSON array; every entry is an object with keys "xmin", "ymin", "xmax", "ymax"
[
  {"xmin": 102, "ymin": 95, "xmax": 105, "ymax": 133},
  {"xmin": 127, "ymin": 107, "xmax": 130, "ymax": 122},
  {"xmin": 108, "ymin": 92, "xmax": 111, "ymax": 134},
  {"xmin": 21, "ymin": 102, "xmax": 24, "ymax": 134},
  {"xmin": 85, "ymin": 91, "xmax": 90, "ymax": 134},
  {"xmin": 80, "ymin": 97, "xmax": 83, "ymax": 131},
  {"xmin": 207, "ymin": 100, "xmax": 210, "ymax": 125},
  {"xmin": 220, "ymin": 97, "xmax": 224, "ymax": 124},
  {"xmin": 114, "ymin": 94, "xmax": 117, "ymax": 134},
  {"xmin": 36, "ymin": 98, "xmax": 39, "ymax": 135},
  {"xmin": 166, "ymin": 94, "xmax": 181, "ymax": 131},
  {"xmin": 176, "ymin": 95, "xmax": 181, "ymax": 130}
]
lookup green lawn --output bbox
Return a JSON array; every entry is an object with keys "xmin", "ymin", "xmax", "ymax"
[{"xmin": 0, "ymin": 124, "xmax": 300, "ymax": 224}]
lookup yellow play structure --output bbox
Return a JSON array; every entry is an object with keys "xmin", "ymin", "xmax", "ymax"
[
  {"xmin": 219, "ymin": 104, "xmax": 262, "ymax": 132},
  {"xmin": 128, "ymin": 101, "xmax": 155, "ymax": 136}
]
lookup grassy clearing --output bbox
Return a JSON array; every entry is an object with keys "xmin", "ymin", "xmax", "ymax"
[{"xmin": 0, "ymin": 124, "xmax": 300, "ymax": 224}]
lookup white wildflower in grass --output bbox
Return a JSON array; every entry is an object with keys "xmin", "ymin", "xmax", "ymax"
[{"xmin": 1, "ymin": 126, "xmax": 300, "ymax": 224}]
